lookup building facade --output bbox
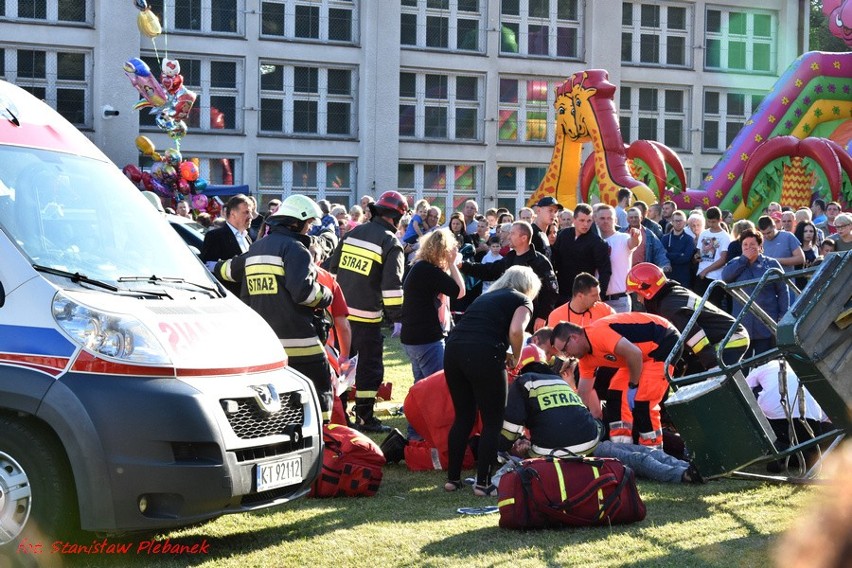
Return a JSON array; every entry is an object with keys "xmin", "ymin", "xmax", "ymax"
[{"xmin": 0, "ymin": 0, "xmax": 807, "ymax": 213}]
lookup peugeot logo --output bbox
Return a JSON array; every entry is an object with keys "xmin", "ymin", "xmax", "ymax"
[{"xmin": 250, "ymin": 384, "xmax": 281, "ymax": 414}]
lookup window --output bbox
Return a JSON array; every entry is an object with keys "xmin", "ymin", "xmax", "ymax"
[
  {"xmin": 398, "ymin": 162, "xmax": 481, "ymax": 214},
  {"xmin": 148, "ymin": 0, "xmax": 242, "ymax": 35},
  {"xmin": 8, "ymin": 48, "xmax": 90, "ymax": 127},
  {"xmin": 400, "ymin": 0, "xmax": 482, "ymax": 52},
  {"xmin": 619, "ymin": 85, "xmax": 689, "ymax": 151},
  {"xmin": 190, "ymin": 154, "xmax": 241, "ymax": 185},
  {"xmin": 12, "ymin": 0, "xmax": 89, "ymax": 22},
  {"xmin": 260, "ymin": 0, "xmax": 356, "ymax": 43},
  {"xmin": 702, "ymin": 88, "xmax": 764, "ymax": 152},
  {"xmin": 497, "ymin": 165, "xmax": 547, "ymax": 214},
  {"xmin": 500, "ymin": 0, "xmax": 583, "ymax": 59},
  {"xmin": 138, "ymin": 54, "xmax": 243, "ymax": 133},
  {"xmin": 260, "ymin": 63, "xmax": 355, "ymax": 137},
  {"xmin": 258, "ymin": 158, "xmax": 355, "ymax": 206},
  {"xmin": 621, "ymin": 1, "xmax": 690, "ymax": 67},
  {"xmin": 705, "ymin": 8, "xmax": 776, "ymax": 73},
  {"xmin": 399, "ymin": 71, "xmax": 482, "ymax": 141},
  {"xmin": 498, "ymin": 77, "xmax": 560, "ymax": 144}
]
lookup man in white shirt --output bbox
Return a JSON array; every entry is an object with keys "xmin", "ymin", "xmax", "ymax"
[
  {"xmin": 596, "ymin": 204, "xmax": 641, "ymax": 313},
  {"xmin": 695, "ymin": 206, "xmax": 730, "ymax": 307}
]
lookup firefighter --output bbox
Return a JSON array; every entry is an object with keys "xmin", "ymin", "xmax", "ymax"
[
  {"xmin": 551, "ymin": 313, "xmax": 680, "ymax": 449},
  {"xmin": 626, "ymin": 262, "xmax": 749, "ymax": 370},
  {"xmin": 330, "ymin": 191, "xmax": 408, "ymax": 433},
  {"xmin": 216, "ymin": 194, "xmax": 334, "ymax": 420}
]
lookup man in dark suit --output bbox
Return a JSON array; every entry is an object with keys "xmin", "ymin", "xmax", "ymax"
[{"xmin": 202, "ymin": 193, "xmax": 252, "ymax": 297}]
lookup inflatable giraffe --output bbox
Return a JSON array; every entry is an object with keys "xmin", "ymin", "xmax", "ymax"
[{"xmin": 528, "ymin": 69, "xmax": 657, "ymax": 209}]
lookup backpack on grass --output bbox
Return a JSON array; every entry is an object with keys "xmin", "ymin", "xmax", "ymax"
[{"xmin": 311, "ymin": 424, "xmax": 385, "ymax": 497}]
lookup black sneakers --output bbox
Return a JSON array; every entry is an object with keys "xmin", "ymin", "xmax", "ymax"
[{"xmin": 354, "ymin": 416, "xmax": 391, "ymax": 434}]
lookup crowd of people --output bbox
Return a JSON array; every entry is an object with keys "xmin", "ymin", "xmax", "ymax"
[{"xmin": 196, "ymin": 189, "xmax": 844, "ymax": 493}]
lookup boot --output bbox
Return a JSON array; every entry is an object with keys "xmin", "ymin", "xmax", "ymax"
[{"xmin": 353, "ymin": 399, "xmax": 391, "ymax": 433}]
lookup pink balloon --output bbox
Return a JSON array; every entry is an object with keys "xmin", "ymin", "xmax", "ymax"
[
  {"xmin": 177, "ymin": 178, "xmax": 191, "ymax": 195},
  {"xmin": 191, "ymin": 194, "xmax": 209, "ymax": 210}
]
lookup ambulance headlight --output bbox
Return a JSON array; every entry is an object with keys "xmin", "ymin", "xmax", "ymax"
[{"xmin": 52, "ymin": 292, "xmax": 170, "ymax": 365}]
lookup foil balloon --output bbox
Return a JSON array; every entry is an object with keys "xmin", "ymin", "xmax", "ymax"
[
  {"xmin": 124, "ymin": 58, "xmax": 168, "ymax": 110},
  {"xmin": 137, "ymin": 7, "xmax": 162, "ymax": 38},
  {"xmin": 122, "ymin": 164, "xmax": 143, "ymax": 184},
  {"xmin": 194, "ymin": 178, "xmax": 209, "ymax": 193},
  {"xmin": 134, "ymin": 0, "xmax": 148, "ymax": 10},
  {"xmin": 168, "ymin": 120, "xmax": 188, "ymax": 141},
  {"xmin": 191, "ymin": 194, "xmax": 209, "ymax": 210},
  {"xmin": 160, "ymin": 59, "xmax": 184, "ymax": 94},
  {"xmin": 135, "ymin": 135, "xmax": 157, "ymax": 157},
  {"xmin": 177, "ymin": 178, "xmax": 191, "ymax": 195},
  {"xmin": 163, "ymin": 147, "xmax": 182, "ymax": 166},
  {"xmin": 169, "ymin": 86, "xmax": 197, "ymax": 122},
  {"xmin": 179, "ymin": 160, "xmax": 199, "ymax": 182}
]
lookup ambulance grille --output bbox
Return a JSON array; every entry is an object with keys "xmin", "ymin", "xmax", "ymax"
[{"xmin": 222, "ymin": 393, "xmax": 304, "ymax": 439}]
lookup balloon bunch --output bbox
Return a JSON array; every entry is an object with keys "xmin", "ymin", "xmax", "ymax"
[
  {"xmin": 124, "ymin": 56, "xmax": 196, "ymax": 143},
  {"xmin": 123, "ymin": 135, "xmax": 211, "ymax": 212}
]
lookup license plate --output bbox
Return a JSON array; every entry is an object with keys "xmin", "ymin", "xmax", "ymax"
[{"xmin": 256, "ymin": 456, "xmax": 302, "ymax": 492}]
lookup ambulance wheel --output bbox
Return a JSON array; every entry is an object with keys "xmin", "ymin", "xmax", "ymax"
[{"xmin": 0, "ymin": 415, "xmax": 78, "ymax": 549}]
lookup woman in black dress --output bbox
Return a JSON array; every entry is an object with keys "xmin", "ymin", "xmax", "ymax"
[{"xmin": 443, "ymin": 265, "xmax": 540, "ymax": 496}]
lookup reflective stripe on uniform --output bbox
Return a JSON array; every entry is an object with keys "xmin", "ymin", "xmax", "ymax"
[
  {"xmin": 501, "ymin": 421, "xmax": 525, "ymax": 436},
  {"xmin": 218, "ymin": 259, "xmax": 235, "ymax": 282},
  {"xmin": 382, "ymin": 289, "xmax": 403, "ymax": 307},
  {"xmin": 725, "ymin": 331, "xmax": 750, "ymax": 349},
  {"xmin": 348, "ymin": 307, "xmax": 383, "ymax": 323},
  {"xmin": 341, "ymin": 241, "xmax": 383, "ymax": 264},
  {"xmin": 280, "ymin": 337, "xmax": 324, "ymax": 358},
  {"xmin": 530, "ymin": 436, "xmax": 599, "ymax": 458},
  {"xmin": 686, "ymin": 295, "xmax": 703, "ymax": 311},
  {"xmin": 354, "ymin": 390, "xmax": 378, "ymax": 399},
  {"xmin": 303, "ymin": 282, "xmax": 325, "ymax": 308},
  {"xmin": 686, "ymin": 329, "xmax": 710, "ymax": 354}
]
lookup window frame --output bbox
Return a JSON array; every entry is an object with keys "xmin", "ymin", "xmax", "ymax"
[
  {"xmin": 499, "ymin": 0, "xmax": 584, "ymax": 60},
  {"xmin": 618, "ymin": 84, "xmax": 690, "ymax": 152},
  {"xmin": 259, "ymin": 62, "xmax": 357, "ymax": 138},
  {"xmin": 148, "ymin": 0, "xmax": 244, "ymax": 36},
  {"xmin": 704, "ymin": 6, "xmax": 777, "ymax": 74},
  {"xmin": 400, "ymin": 0, "xmax": 484, "ymax": 53},
  {"xmin": 259, "ymin": 0, "xmax": 358, "ymax": 44},
  {"xmin": 6, "ymin": 0, "xmax": 92, "ymax": 24},
  {"xmin": 398, "ymin": 162, "xmax": 482, "ymax": 215},
  {"xmin": 701, "ymin": 87, "xmax": 764, "ymax": 153},
  {"xmin": 497, "ymin": 76, "xmax": 562, "ymax": 145},
  {"xmin": 257, "ymin": 157, "xmax": 357, "ymax": 206},
  {"xmin": 399, "ymin": 69, "xmax": 483, "ymax": 142},
  {"xmin": 621, "ymin": 1, "xmax": 691, "ymax": 68},
  {"xmin": 4, "ymin": 46, "xmax": 91, "ymax": 127},
  {"xmin": 496, "ymin": 164, "xmax": 548, "ymax": 214}
]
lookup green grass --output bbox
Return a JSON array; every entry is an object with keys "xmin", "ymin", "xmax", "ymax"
[{"xmin": 59, "ymin": 335, "xmax": 817, "ymax": 568}]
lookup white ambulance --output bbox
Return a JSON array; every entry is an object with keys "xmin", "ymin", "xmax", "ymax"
[{"xmin": 0, "ymin": 80, "xmax": 322, "ymax": 546}]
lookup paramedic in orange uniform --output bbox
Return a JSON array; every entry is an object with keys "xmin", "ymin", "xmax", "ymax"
[
  {"xmin": 550, "ymin": 313, "xmax": 680, "ymax": 449},
  {"xmin": 546, "ymin": 272, "xmax": 615, "ymax": 328}
]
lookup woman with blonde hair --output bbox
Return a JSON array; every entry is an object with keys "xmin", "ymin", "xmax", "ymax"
[
  {"xmin": 400, "ymin": 229, "xmax": 465, "ymax": 437},
  {"xmin": 726, "ymin": 219, "xmax": 755, "ymax": 261},
  {"xmin": 443, "ymin": 265, "xmax": 539, "ymax": 497}
]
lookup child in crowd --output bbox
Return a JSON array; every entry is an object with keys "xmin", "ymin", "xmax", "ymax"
[
  {"xmin": 402, "ymin": 199, "xmax": 429, "ymax": 245},
  {"xmin": 480, "ymin": 235, "xmax": 503, "ymax": 293}
]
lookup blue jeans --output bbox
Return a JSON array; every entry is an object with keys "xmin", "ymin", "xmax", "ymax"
[
  {"xmin": 402, "ymin": 339, "xmax": 445, "ymax": 439},
  {"xmin": 593, "ymin": 440, "xmax": 688, "ymax": 483}
]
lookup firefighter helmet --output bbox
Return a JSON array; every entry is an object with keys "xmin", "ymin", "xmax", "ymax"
[
  {"xmin": 373, "ymin": 191, "xmax": 409, "ymax": 216},
  {"xmin": 626, "ymin": 262, "xmax": 667, "ymax": 300},
  {"xmin": 273, "ymin": 194, "xmax": 323, "ymax": 221}
]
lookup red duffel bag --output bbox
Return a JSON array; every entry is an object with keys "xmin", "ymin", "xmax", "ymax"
[
  {"xmin": 497, "ymin": 456, "xmax": 646, "ymax": 529},
  {"xmin": 403, "ymin": 439, "xmax": 476, "ymax": 471},
  {"xmin": 311, "ymin": 424, "xmax": 385, "ymax": 497}
]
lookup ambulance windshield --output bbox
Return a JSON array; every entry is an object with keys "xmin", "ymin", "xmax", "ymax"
[{"xmin": 0, "ymin": 147, "xmax": 214, "ymax": 289}]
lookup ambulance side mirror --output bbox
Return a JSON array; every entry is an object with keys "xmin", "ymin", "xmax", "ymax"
[{"xmin": 0, "ymin": 280, "xmax": 4, "ymax": 307}]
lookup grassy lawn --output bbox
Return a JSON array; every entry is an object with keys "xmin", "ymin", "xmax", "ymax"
[{"xmin": 62, "ymin": 335, "xmax": 818, "ymax": 568}]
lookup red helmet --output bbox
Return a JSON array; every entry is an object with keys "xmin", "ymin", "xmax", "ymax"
[
  {"xmin": 626, "ymin": 262, "xmax": 667, "ymax": 300},
  {"xmin": 508, "ymin": 344, "xmax": 546, "ymax": 382},
  {"xmin": 373, "ymin": 191, "xmax": 409, "ymax": 216}
]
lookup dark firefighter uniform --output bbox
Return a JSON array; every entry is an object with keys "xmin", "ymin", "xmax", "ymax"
[
  {"xmin": 644, "ymin": 281, "xmax": 749, "ymax": 370},
  {"xmin": 579, "ymin": 313, "xmax": 680, "ymax": 449},
  {"xmin": 500, "ymin": 370, "xmax": 602, "ymax": 457},
  {"xmin": 216, "ymin": 224, "xmax": 333, "ymax": 418},
  {"xmin": 329, "ymin": 216, "xmax": 404, "ymax": 427}
]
